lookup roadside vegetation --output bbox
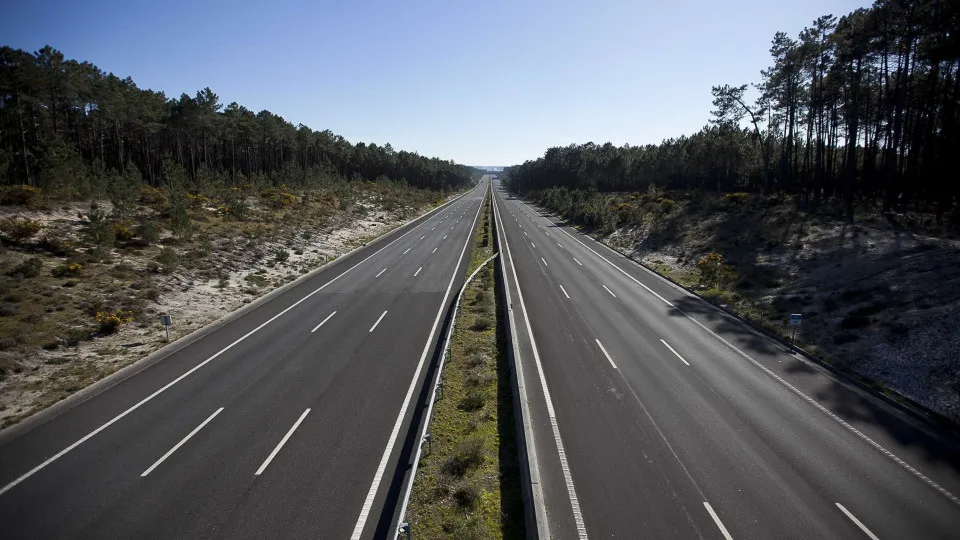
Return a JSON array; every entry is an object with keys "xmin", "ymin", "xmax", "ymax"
[
  {"xmin": 509, "ymin": 184, "xmax": 960, "ymax": 422},
  {"xmin": 0, "ymin": 47, "xmax": 480, "ymax": 428},
  {"xmin": 0, "ymin": 178, "xmax": 459, "ymax": 428},
  {"xmin": 406, "ymin": 190, "xmax": 524, "ymax": 539},
  {"xmin": 501, "ymin": 0, "xmax": 960, "ymax": 422}
]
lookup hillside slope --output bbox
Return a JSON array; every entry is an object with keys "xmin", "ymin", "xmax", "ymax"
[
  {"xmin": 0, "ymin": 181, "xmax": 455, "ymax": 428},
  {"xmin": 529, "ymin": 188, "xmax": 960, "ymax": 422}
]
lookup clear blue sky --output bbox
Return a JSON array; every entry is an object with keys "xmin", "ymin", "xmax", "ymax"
[{"xmin": 4, "ymin": 0, "xmax": 869, "ymax": 166}]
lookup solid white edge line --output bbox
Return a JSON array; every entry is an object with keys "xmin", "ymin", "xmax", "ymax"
[
  {"xmin": 703, "ymin": 502, "xmax": 734, "ymax": 540},
  {"xmin": 255, "ymin": 408, "xmax": 311, "ymax": 476},
  {"xmin": 602, "ymin": 284, "xmax": 617, "ymax": 298},
  {"xmin": 394, "ymin": 251, "xmax": 499, "ymax": 536},
  {"xmin": 660, "ymin": 339, "xmax": 690, "ymax": 366},
  {"xmin": 554, "ymin": 220, "xmax": 675, "ymax": 307},
  {"xmin": 493, "ymin": 192, "xmax": 588, "ymax": 539},
  {"xmin": 0, "ymin": 181, "xmax": 466, "ymax": 497},
  {"xmin": 350, "ymin": 191, "xmax": 485, "ymax": 540},
  {"xmin": 526, "ymin": 192, "xmax": 960, "ymax": 509},
  {"xmin": 559, "ymin": 284, "xmax": 570, "ymax": 299},
  {"xmin": 835, "ymin": 503, "xmax": 880, "ymax": 540},
  {"xmin": 414, "ymin": 266, "xmax": 422, "ymax": 277},
  {"xmin": 595, "ymin": 339, "xmax": 618, "ymax": 370},
  {"xmin": 141, "ymin": 407, "xmax": 223, "ymax": 477},
  {"xmin": 539, "ymin": 201, "xmax": 960, "ymax": 510},
  {"xmin": 376, "ymin": 268, "xmax": 387, "ymax": 278},
  {"xmin": 311, "ymin": 311, "xmax": 338, "ymax": 333}
]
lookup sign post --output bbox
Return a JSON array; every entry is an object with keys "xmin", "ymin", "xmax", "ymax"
[
  {"xmin": 160, "ymin": 314, "xmax": 173, "ymax": 342},
  {"xmin": 789, "ymin": 313, "xmax": 802, "ymax": 346}
]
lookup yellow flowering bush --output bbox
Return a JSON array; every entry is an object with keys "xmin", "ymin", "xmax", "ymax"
[
  {"xmin": 51, "ymin": 262, "xmax": 83, "ymax": 278},
  {"xmin": 95, "ymin": 310, "xmax": 134, "ymax": 334},
  {"xmin": 724, "ymin": 192, "xmax": 749, "ymax": 205}
]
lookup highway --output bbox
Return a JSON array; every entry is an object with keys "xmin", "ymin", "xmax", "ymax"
[
  {"xmin": 0, "ymin": 180, "xmax": 488, "ymax": 539},
  {"xmin": 492, "ymin": 181, "xmax": 960, "ymax": 539}
]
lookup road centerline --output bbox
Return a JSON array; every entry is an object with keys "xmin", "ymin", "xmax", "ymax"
[
  {"xmin": 141, "ymin": 407, "xmax": 223, "ymax": 477},
  {"xmin": 836, "ymin": 503, "xmax": 880, "ymax": 540},
  {"xmin": 703, "ymin": 502, "xmax": 734, "ymax": 540},
  {"xmin": 311, "ymin": 311, "xmax": 337, "ymax": 333},
  {"xmin": 602, "ymin": 284, "xmax": 617, "ymax": 298},
  {"xmin": 255, "ymin": 408, "xmax": 311, "ymax": 476}
]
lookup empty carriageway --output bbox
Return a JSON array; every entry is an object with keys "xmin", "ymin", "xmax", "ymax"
[
  {"xmin": 0, "ymin": 180, "xmax": 490, "ymax": 539},
  {"xmin": 492, "ymin": 181, "xmax": 960, "ymax": 539}
]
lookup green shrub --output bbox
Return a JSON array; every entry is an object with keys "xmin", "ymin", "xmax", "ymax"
[
  {"xmin": 261, "ymin": 185, "xmax": 297, "ymax": 209},
  {"xmin": 833, "ymin": 332, "xmax": 859, "ymax": 345},
  {"xmin": 167, "ymin": 194, "xmax": 191, "ymax": 238},
  {"xmin": 274, "ymin": 248, "xmax": 289, "ymax": 263},
  {"xmin": 470, "ymin": 317, "xmax": 491, "ymax": 332},
  {"xmin": 112, "ymin": 222, "xmax": 135, "ymax": 242},
  {"xmin": 657, "ymin": 197, "xmax": 675, "ymax": 212},
  {"xmin": 444, "ymin": 436, "xmax": 485, "ymax": 476},
  {"xmin": 7, "ymin": 257, "xmax": 42, "ymax": 278},
  {"xmin": 453, "ymin": 482, "xmax": 482, "ymax": 510},
  {"xmin": 724, "ymin": 192, "xmax": 750, "ymax": 205},
  {"xmin": 840, "ymin": 313, "xmax": 870, "ymax": 329},
  {"xmin": 155, "ymin": 247, "xmax": 179, "ymax": 273},
  {"xmin": 0, "ymin": 185, "xmax": 43, "ymax": 208},
  {"xmin": 447, "ymin": 515, "xmax": 487, "ymax": 540},
  {"xmin": 458, "ymin": 389, "xmax": 486, "ymax": 411},
  {"xmin": 696, "ymin": 252, "xmax": 726, "ymax": 286},
  {"xmin": 0, "ymin": 218, "xmax": 43, "ymax": 244},
  {"xmin": 136, "ymin": 221, "xmax": 161, "ymax": 245},
  {"xmin": 95, "ymin": 310, "xmax": 133, "ymax": 334},
  {"xmin": 227, "ymin": 197, "xmax": 249, "ymax": 220},
  {"xmin": 51, "ymin": 263, "xmax": 83, "ymax": 277},
  {"xmin": 38, "ymin": 233, "xmax": 73, "ymax": 255},
  {"xmin": 139, "ymin": 186, "xmax": 168, "ymax": 210}
]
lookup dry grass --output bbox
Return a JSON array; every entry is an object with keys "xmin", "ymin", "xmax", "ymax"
[
  {"xmin": 407, "ymin": 190, "xmax": 524, "ymax": 539},
  {"xmin": 0, "ymin": 184, "xmax": 453, "ymax": 428},
  {"xmin": 536, "ymin": 188, "xmax": 960, "ymax": 420}
]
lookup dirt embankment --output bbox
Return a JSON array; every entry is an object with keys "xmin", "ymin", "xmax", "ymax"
[
  {"xmin": 556, "ymin": 192, "xmax": 960, "ymax": 421},
  {"xmin": 0, "ymin": 193, "xmax": 449, "ymax": 429}
]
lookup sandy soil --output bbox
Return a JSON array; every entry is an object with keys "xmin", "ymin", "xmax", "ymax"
[
  {"xmin": 601, "ymin": 202, "xmax": 960, "ymax": 421},
  {"xmin": 0, "ymin": 198, "xmax": 446, "ymax": 428}
]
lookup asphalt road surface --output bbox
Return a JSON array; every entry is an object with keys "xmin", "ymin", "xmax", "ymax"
[
  {"xmin": 492, "ymin": 181, "xmax": 960, "ymax": 539},
  {"xmin": 0, "ymin": 180, "xmax": 488, "ymax": 539}
]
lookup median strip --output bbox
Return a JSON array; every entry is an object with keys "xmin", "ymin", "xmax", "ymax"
[{"xmin": 403, "ymin": 187, "xmax": 523, "ymax": 538}]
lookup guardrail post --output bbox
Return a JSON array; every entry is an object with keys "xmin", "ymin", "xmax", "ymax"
[
  {"xmin": 398, "ymin": 522, "xmax": 411, "ymax": 539},
  {"xmin": 422, "ymin": 432, "xmax": 432, "ymax": 456}
]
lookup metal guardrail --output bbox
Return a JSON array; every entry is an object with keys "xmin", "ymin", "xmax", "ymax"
[{"xmin": 394, "ymin": 250, "xmax": 500, "ymax": 539}]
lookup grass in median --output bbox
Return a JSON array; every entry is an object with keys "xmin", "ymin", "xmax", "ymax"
[{"xmin": 407, "ymin": 190, "xmax": 524, "ymax": 539}]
